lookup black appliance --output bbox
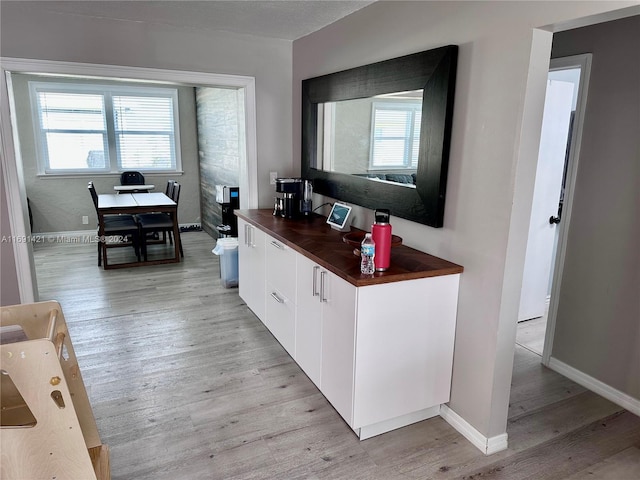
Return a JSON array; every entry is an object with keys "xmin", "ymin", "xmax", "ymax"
[
  {"xmin": 274, "ymin": 178, "xmax": 303, "ymax": 219},
  {"xmin": 215, "ymin": 186, "xmax": 239, "ymax": 237}
]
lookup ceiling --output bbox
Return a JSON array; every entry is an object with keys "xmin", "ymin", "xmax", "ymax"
[{"xmin": 21, "ymin": 1, "xmax": 377, "ymax": 41}]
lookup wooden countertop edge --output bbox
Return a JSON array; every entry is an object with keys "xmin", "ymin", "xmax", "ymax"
[{"xmin": 236, "ymin": 210, "xmax": 463, "ymax": 287}]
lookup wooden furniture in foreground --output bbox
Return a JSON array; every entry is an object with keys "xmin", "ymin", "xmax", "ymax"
[
  {"xmin": 0, "ymin": 301, "xmax": 110, "ymax": 480},
  {"xmin": 98, "ymin": 192, "xmax": 181, "ymax": 269},
  {"xmin": 235, "ymin": 209, "xmax": 463, "ymax": 439}
]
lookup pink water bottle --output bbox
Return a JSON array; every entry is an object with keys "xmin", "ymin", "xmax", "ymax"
[{"xmin": 371, "ymin": 209, "xmax": 391, "ymax": 271}]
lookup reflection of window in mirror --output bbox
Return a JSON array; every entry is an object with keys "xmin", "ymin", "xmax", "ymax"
[
  {"xmin": 317, "ymin": 90, "xmax": 422, "ymax": 187},
  {"xmin": 370, "ymin": 102, "xmax": 421, "ymax": 170}
]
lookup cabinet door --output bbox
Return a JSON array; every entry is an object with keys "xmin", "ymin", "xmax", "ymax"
[
  {"xmin": 320, "ymin": 270, "xmax": 357, "ymax": 426},
  {"xmin": 295, "ymin": 255, "xmax": 323, "ymax": 387},
  {"xmin": 266, "ymin": 236, "xmax": 297, "ymax": 301},
  {"xmin": 238, "ymin": 219, "xmax": 251, "ymax": 304},
  {"xmin": 352, "ymin": 275, "xmax": 460, "ymax": 428},
  {"xmin": 265, "ymin": 285, "xmax": 296, "ymax": 356},
  {"xmin": 237, "ymin": 220, "xmax": 266, "ymax": 321}
]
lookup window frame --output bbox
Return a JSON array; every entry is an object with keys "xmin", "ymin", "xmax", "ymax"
[
  {"xmin": 369, "ymin": 101, "xmax": 422, "ymax": 171},
  {"xmin": 29, "ymin": 81, "xmax": 182, "ymax": 175}
]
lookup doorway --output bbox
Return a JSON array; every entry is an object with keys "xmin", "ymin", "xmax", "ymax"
[
  {"xmin": 0, "ymin": 58, "xmax": 258, "ymax": 303},
  {"xmin": 516, "ymin": 54, "xmax": 592, "ymax": 360}
]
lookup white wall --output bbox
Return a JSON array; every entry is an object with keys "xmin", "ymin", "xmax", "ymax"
[
  {"xmin": 1, "ymin": 166, "xmax": 21, "ymax": 306},
  {"xmin": 293, "ymin": 1, "xmax": 638, "ymax": 441},
  {"xmin": 551, "ymin": 15, "xmax": 640, "ymax": 400}
]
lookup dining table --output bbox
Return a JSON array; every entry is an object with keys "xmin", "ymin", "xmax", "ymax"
[{"xmin": 97, "ymin": 192, "xmax": 180, "ymax": 269}]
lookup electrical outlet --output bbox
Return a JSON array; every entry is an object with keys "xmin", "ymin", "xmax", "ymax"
[
  {"xmin": 82, "ymin": 216, "xmax": 89, "ymax": 225},
  {"xmin": 270, "ymin": 172, "xmax": 278, "ymax": 185}
]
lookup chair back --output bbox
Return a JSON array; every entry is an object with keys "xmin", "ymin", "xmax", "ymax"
[
  {"xmin": 171, "ymin": 182, "xmax": 181, "ymax": 205},
  {"xmin": 120, "ymin": 171, "xmax": 145, "ymax": 185},
  {"xmin": 165, "ymin": 180, "xmax": 176, "ymax": 199},
  {"xmin": 87, "ymin": 182, "xmax": 99, "ymax": 212}
]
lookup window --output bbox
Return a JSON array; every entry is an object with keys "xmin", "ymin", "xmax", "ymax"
[
  {"xmin": 370, "ymin": 102, "xmax": 421, "ymax": 170},
  {"xmin": 29, "ymin": 82, "xmax": 181, "ymax": 174}
]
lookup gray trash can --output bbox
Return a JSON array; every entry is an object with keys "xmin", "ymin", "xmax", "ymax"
[{"xmin": 212, "ymin": 238, "xmax": 239, "ymax": 288}]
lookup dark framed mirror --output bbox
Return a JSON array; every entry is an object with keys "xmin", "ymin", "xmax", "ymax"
[{"xmin": 302, "ymin": 45, "xmax": 458, "ymax": 227}]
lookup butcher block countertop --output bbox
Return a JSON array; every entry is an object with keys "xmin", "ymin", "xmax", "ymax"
[{"xmin": 235, "ymin": 209, "xmax": 463, "ymax": 287}]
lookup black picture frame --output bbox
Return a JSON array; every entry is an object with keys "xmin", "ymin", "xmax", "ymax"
[{"xmin": 301, "ymin": 45, "xmax": 458, "ymax": 227}]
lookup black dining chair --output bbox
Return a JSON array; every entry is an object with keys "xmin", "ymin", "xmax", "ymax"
[
  {"xmin": 146, "ymin": 179, "xmax": 176, "ymax": 242},
  {"xmin": 137, "ymin": 182, "xmax": 183, "ymax": 261},
  {"xmin": 120, "ymin": 171, "xmax": 145, "ymax": 186},
  {"xmin": 165, "ymin": 179, "xmax": 176, "ymax": 198},
  {"xmin": 88, "ymin": 182, "xmax": 141, "ymax": 266}
]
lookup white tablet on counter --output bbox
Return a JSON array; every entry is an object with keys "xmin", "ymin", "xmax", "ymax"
[{"xmin": 326, "ymin": 202, "xmax": 352, "ymax": 231}]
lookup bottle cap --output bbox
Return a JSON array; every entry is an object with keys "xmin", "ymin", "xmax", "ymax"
[{"xmin": 374, "ymin": 209, "xmax": 390, "ymax": 224}]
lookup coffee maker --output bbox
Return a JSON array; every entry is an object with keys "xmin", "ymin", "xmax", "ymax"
[{"xmin": 274, "ymin": 178, "xmax": 302, "ymax": 218}]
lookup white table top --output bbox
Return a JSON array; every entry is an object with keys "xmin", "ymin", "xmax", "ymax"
[
  {"xmin": 113, "ymin": 184, "xmax": 155, "ymax": 192},
  {"xmin": 132, "ymin": 192, "xmax": 176, "ymax": 207},
  {"xmin": 98, "ymin": 192, "xmax": 175, "ymax": 209}
]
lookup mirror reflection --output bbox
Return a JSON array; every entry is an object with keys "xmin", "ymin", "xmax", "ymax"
[{"xmin": 316, "ymin": 90, "xmax": 423, "ymax": 188}]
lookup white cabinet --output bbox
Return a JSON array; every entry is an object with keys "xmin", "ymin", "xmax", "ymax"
[
  {"xmin": 296, "ymin": 253, "xmax": 460, "ymax": 439},
  {"xmin": 296, "ymin": 255, "xmax": 356, "ymax": 400},
  {"xmin": 264, "ymin": 236, "xmax": 297, "ymax": 356},
  {"xmin": 317, "ymin": 266, "xmax": 357, "ymax": 425},
  {"xmin": 352, "ymin": 275, "xmax": 459, "ymax": 438},
  {"xmin": 238, "ymin": 219, "xmax": 265, "ymax": 320},
  {"xmin": 295, "ymin": 256, "xmax": 324, "ymax": 388},
  {"xmin": 236, "ymin": 212, "xmax": 462, "ymax": 440}
]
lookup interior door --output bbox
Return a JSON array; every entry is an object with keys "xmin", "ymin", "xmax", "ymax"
[{"xmin": 518, "ymin": 78, "xmax": 574, "ymax": 322}]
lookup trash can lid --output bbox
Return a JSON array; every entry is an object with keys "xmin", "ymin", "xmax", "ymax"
[{"xmin": 212, "ymin": 237, "xmax": 239, "ymax": 254}]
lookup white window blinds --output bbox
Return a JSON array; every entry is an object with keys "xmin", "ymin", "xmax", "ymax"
[
  {"xmin": 30, "ymin": 82, "xmax": 180, "ymax": 174},
  {"xmin": 36, "ymin": 91, "xmax": 108, "ymax": 170},
  {"xmin": 113, "ymin": 95, "xmax": 176, "ymax": 170},
  {"xmin": 370, "ymin": 103, "xmax": 421, "ymax": 169}
]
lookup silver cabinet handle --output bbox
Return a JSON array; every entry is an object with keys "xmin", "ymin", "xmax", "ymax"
[
  {"xmin": 244, "ymin": 224, "xmax": 249, "ymax": 246},
  {"xmin": 320, "ymin": 271, "xmax": 327, "ymax": 303},
  {"xmin": 312, "ymin": 266, "xmax": 320, "ymax": 297},
  {"xmin": 270, "ymin": 240, "xmax": 285, "ymax": 250},
  {"xmin": 270, "ymin": 292, "xmax": 284, "ymax": 304},
  {"xmin": 249, "ymin": 225, "xmax": 254, "ymax": 247}
]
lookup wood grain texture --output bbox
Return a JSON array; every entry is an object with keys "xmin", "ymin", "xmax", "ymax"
[
  {"xmin": 236, "ymin": 209, "xmax": 463, "ymax": 287},
  {"xmin": 32, "ymin": 231, "xmax": 640, "ymax": 480}
]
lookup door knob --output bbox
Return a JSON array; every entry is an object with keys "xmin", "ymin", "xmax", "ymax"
[{"xmin": 549, "ymin": 216, "xmax": 561, "ymax": 225}]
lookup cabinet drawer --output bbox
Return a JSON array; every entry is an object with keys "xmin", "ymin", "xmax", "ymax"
[
  {"xmin": 265, "ymin": 236, "xmax": 297, "ymax": 300},
  {"xmin": 265, "ymin": 284, "xmax": 296, "ymax": 356}
]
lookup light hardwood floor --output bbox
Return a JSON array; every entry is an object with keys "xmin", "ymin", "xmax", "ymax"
[
  {"xmin": 516, "ymin": 316, "xmax": 547, "ymax": 356},
  {"xmin": 33, "ymin": 231, "xmax": 640, "ymax": 479}
]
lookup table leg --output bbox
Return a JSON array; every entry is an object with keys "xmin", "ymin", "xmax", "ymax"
[
  {"xmin": 172, "ymin": 212, "xmax": 181, "ymax": 261},
  {"xmin": 97, "ymin": 213, "xmax": 107, "ymax": 268}
]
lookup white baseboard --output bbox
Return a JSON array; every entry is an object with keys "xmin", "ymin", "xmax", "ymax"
[
  {"xmin": 439, "ymin": 404, "xmax": 508, "ymax": 455},
  {"xmin": 38, "ymin": 230, "xmax": 96, "ymax": 238},
  {"xmin": 548, "ymin": 357, "xmax": 640, "ymax": 417}
]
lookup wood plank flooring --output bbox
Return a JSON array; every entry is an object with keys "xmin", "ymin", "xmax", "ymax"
[
  {"xmin": 516, "ymin": 316, "xmax": 547, "ymax": 356},
  {"xmin": 32, "ymin": 231, "xmax": 640, "ymax": 479}
]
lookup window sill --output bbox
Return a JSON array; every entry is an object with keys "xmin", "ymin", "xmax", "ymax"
[{"xmin": 36, "ymin": 171, "xmax": 184, "ymax": 179}]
